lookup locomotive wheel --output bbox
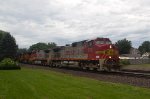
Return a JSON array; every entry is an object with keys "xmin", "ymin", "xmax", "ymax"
[
  {"xmin": 50, "ymin": 63, "xmax": 52, "ymax": 67},
  {"xmin": 86, "ymin": 67, "xmax": 90, "ymax": 70},
  {"xmin": 93, "ymin": 68, "xmax": 98, "ymax": 71},
  {"xmin": 89, "ymin": 67, "xmax": 94, "ymax": 70},
  {"xmin": 105, "ymin": 59, "xmax": 117, "ymax": 71},
  {"xmin": 82, "ymin": 67, "xmax": 86, "ymax": 70}
]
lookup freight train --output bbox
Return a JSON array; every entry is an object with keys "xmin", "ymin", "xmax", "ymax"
[{"xmin": 19, "ymin": 37, "xmax": 120, "ymax": 71}]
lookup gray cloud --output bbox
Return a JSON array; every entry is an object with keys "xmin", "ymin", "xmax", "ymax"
[{"xmin": 0, "ymin": 0, "xmax": 150, "ymax": 48}]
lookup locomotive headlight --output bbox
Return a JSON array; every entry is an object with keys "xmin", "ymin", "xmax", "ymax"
[
  {"xmin": 109, "ymin": 56, "xmax": 112, "ymax": 59},
  {"xmin": 110, "ymin": 45, "xmax": 112, "ymax": 49}
]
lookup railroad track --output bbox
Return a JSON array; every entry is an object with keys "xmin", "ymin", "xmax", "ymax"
[
  {"xmin": 121, "ymin": 69, "xmax": 150, "ymax": 73},
  {"xmin": 21, "ymin": 63, "xmax": 150, "ymax": 88},
  {"xmin": 21, "ymin": 63, "xmax": 150, "ymax": 79},
  {"xmin": 52, "ymin": 65, "xmax": 150, "ymax": 79},
  {"xmin": 112, "ymin": 71, "xmax": 150, "ymax": 79},
  {"xmin": 63, "ymin": 67, "xmax": 150, "ymax": 79}
]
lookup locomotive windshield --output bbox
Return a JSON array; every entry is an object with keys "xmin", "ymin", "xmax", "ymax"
[
  {"xmin": 105, "ymin": 41, "xmax": 112, "ymax": 44},
  {"xmin": 95, "ymin": 40, "xmax": 111, "ymax": 45},
  {"xmin": 95, "ymin": 41, "xmax": 104, "ymax": 44}
]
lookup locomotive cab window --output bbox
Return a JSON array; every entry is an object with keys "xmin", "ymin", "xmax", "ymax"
[
  {"xmin": 95, "ymin": 40, "xmax": 104, "ymax": 45},
  {"xmin": 96, "ymin": 40, "xmax": 112, "ymax": 45},
  {"xmin": 105, "ymin": 41, "xmax": 112, "ymax": 44},
  {"xmin": 88, "ymin": 41, "xmax": 93, "ymax": 47}
]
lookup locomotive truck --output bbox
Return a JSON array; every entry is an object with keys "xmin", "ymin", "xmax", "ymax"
[{"xmin": 19, "ymin": 37, "xmax": 120, "ymax": 71}]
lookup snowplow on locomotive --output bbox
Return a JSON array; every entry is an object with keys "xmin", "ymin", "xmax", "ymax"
[{"xmin": 19, "ymin": 37, "xmax": 120, "ymax": 71}]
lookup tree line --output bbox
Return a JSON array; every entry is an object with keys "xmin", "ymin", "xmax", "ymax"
[
  {"xmin": 0, "ymin": 30, "xmax": 150, "ymax": 60},
  {"xmin": 20, "ymin": 38, "xmax": 150, "ymax": 56},
  {"xmin": 0, "ymin": 30, "xmax": 57, "ymax": 60},
  {"xmin": 115, "ymin": 38, "xmax": 150, "ymax": 55},
  {"xmin": 18, "ymin": 42, "xmax": 57, "ymax": 54}
]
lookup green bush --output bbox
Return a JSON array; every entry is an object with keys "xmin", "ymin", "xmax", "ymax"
[
  {"xmin": 0, "ymin": 58, "xmax": 21, "ymax": 70},
  {"xmin": 120, "ymin": 59, "xmax": 130, "ymax": 65}
]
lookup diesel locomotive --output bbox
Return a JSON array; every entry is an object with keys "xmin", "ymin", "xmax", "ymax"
[{"xmin": 19, "ymin": 37, "xmax": 120, "ymax": 71}]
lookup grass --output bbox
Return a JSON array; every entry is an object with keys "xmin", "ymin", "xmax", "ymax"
[
  {"xmin": 0, "ymin": 67, "xmax": 150, "ymax": 99},
  {"xmin": 126, "ymin": 64, "xmax": 150, "ymax": 67},
  {"xmin": 122, "ymin": 64, "xmax": 150, "ymax": 70}
]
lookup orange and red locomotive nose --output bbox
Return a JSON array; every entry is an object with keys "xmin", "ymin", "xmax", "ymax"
[
  {"xmin": 95, "ymin": 44, "xmax": 119, "ymax": 58},
  {"xmin": 96, "ymin": 44, "xmax": 117, "ymax": 50}
]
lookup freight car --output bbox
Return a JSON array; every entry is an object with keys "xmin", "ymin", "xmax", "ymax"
[{"xmin": 19, "ymin": 37, "xmax": 120, "ymax": 71}]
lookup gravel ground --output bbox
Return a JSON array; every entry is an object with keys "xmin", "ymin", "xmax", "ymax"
[
  {"xmin": 21, "ymin": 64, "xmax": 150, "ymax": 88},
  {"xmin": 122, "ymin": 64, "xmax": 150, "ymax": 71}
]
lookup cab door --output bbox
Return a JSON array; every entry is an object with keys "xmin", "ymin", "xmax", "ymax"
[{"xmin": 86, "ymin": 41, "xmax": 95, "ymax": 59}]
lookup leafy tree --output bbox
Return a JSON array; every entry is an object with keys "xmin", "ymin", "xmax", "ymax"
[
  {"xmin": 0, "ymin": 33, "xmax": 3, "ymax": 60},
  {"xmin": 29, "ymin": 42, "xmax": 48, "ymax": 51},
  {"xmin": 17, "ymin": 48, "xmax": 28, "ymax": 54},
  {"xmin": 0, "ymin": 30, "xmax": 7, "ymax": 60},
  {"xmin": 48, "ymin": 42, "xmax": 56, "ymax": 48},
  {"xmin": 115, "ymin": 38, "xmax": 132, "ymax": 54},
  {"xmin": 0, "ymin": 30, "xmax": 6, "ymax": 39},
  {"xmin": 29, "ymin": 42, "xmax": 56, "ymax": 51},
  {"xmin": 0, "ymin": 32, "xmax": 4, "ymax": 40},
  {"xmin": 0, "ymin": 30, "xmax": 6, "ymax": 46},
  {"xmin": 138, "ymin": 41, "xmax": 150, "ymax": 54},
  {"xmin": 0, "ymin": 32, "xmax": 18, "ymax": 60}
]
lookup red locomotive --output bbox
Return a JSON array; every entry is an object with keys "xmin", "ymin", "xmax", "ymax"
[{"xmin": 19, "ymin": 37, "xmax": 120, "ymax": 71}]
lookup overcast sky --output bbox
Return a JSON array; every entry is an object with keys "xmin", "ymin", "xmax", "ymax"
[{"xmin": 0, "ymin": 0, "xmax": 150, "ymax": 48}]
